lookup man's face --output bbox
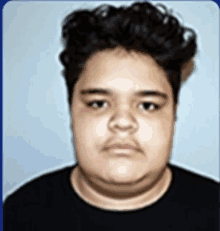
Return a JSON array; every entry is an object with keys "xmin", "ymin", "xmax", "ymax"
[{"xmin": 71, "ymin": 48, "xmax": 175, "ymax": 195}]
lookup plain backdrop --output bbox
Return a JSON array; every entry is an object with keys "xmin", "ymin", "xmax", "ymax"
[{"xmin": 3, "ymin": 1, "xmax": 219, "ymax": 201}]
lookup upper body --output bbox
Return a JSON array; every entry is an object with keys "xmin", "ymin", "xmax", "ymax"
[
  {"xmin": 3, "ymin": 1, "xmax": 219, "ymax": 230},
  {"xmin": 3, "ymin": 163, "xmax": 219, "ymax": 231}
]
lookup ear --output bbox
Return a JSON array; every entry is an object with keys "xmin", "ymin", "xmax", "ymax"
[
  {"xmin": 174, "ymin": 104, "xmax": 178, "ymax": 123},
  {"xmin": 173, "ymin": 122, "xmax": 177, "ymax": 137},
  {"xmin": 181, "ymin": 58, "xmax": 196, "ymax": 83}
]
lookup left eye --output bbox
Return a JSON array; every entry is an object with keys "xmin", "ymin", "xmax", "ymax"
[
  {"xmin": 139, "ymin": 102, "xmax": 159, "ymax": 111},
  {"xmin": 86, "ymin": 100, "xmax": 108, "ymax": 109}
]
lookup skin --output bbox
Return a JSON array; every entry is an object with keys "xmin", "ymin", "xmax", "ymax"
[{"xmin": 70, "ymin": 48, "xmax": 176, "ymax": 211}]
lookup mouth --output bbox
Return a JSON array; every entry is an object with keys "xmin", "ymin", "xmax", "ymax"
[
  {"xmin": 106, "ymin": 148, "xmax": 137, "ymax": 156},
  {"xmin": 104, "ymin": 144, "xmax": 140, "ymax": 156}
]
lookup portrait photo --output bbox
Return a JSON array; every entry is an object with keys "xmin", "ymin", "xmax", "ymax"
[{"xmin": 3, "ymin": 1, "xmax": 219, "ymax": 230}]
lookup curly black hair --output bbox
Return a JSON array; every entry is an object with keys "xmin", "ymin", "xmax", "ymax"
[{"xmin": 59, "ymin": 1, "xmax": 197, "ymax": 110}]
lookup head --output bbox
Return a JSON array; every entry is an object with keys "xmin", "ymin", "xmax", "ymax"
[{"xmin": 59, "ymin": 2, "xmax": 197, "ymax": 196}]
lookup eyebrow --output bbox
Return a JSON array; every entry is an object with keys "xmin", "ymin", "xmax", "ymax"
[{"xmin": 80, "ymin": 88, "xmax": 168, "ymax": 99}]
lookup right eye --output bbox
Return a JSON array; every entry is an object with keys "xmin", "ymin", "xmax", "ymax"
[{"xmin": 85, "ymin": 100, "xmax": 108, "ymax": 110}]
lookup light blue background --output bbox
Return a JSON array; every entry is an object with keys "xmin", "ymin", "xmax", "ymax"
[{"xmin": 3, "ymin": 1, "xmax": 219, "ymax": 201}]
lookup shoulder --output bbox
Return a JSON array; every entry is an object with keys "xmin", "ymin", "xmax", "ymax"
[
  {"xmin": 169, "ymin": 163, "xmax": 219, "ymax": 205},
  {"xmin": 170, "ymin": 163, "xmax": 219, "ymax": 186},
  {"xmin": 3, "ymin": 165, "xmax": 74, "ymax": 207}
]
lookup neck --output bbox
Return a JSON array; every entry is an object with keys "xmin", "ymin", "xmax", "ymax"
[{"xmin": 70, "ymin": 165, "xmax": 172, "ymax": 211}]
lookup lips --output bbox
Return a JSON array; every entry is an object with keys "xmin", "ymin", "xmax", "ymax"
[{"xmin": 104, "ymin": 143, "xmax": 140, "ymax": 152}]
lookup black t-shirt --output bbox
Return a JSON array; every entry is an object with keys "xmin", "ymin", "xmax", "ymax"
[{"xmin": 3, "ymin": 163, "xmax": 220, "ymax": 231}]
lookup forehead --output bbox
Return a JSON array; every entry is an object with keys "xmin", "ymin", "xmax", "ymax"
[{"xmin": 76, "ymin": 48, "xmax": 172, "ymax": 96}]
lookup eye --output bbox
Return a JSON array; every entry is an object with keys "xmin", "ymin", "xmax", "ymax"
[
  {"xmin": 86, "ymin": 100, "xmax": 108, "ymax": 109},
  {"xmin": 139, "ymin": 102, "xmax": 160, "ymax": 112}
]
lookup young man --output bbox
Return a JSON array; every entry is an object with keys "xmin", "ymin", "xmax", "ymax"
[{"xmin": 3, "ymin": 2, "xmax": 219, "ymax": 230}]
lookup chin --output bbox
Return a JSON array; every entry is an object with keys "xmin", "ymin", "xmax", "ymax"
[{"xmin": 105, "ymin": 169, "xmax": 145, "ymax": 185}]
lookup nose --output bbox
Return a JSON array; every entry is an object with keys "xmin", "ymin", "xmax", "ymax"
[{"xmin": 108, "ymin": 108, "xmax": 138, "ymax": 134}]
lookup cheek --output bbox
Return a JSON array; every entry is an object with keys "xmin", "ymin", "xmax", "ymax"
[
  {"xmin": 72, "ymin": 113, "xmax": 109, "ymax": 169},
  {"xmin": 136, "ymin": 118, "xmax": 173, "ymax": 170},
  {"xmin": 138, "ymin": 117, "xmax": 174, "ymax": 153},
  {"xmin": 75, "ymin": 115, "xmax": 107, "ymax": 136},
  {"xmin": 72, "ymin": 111, "xmax": 108, "ymax": 149}
]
